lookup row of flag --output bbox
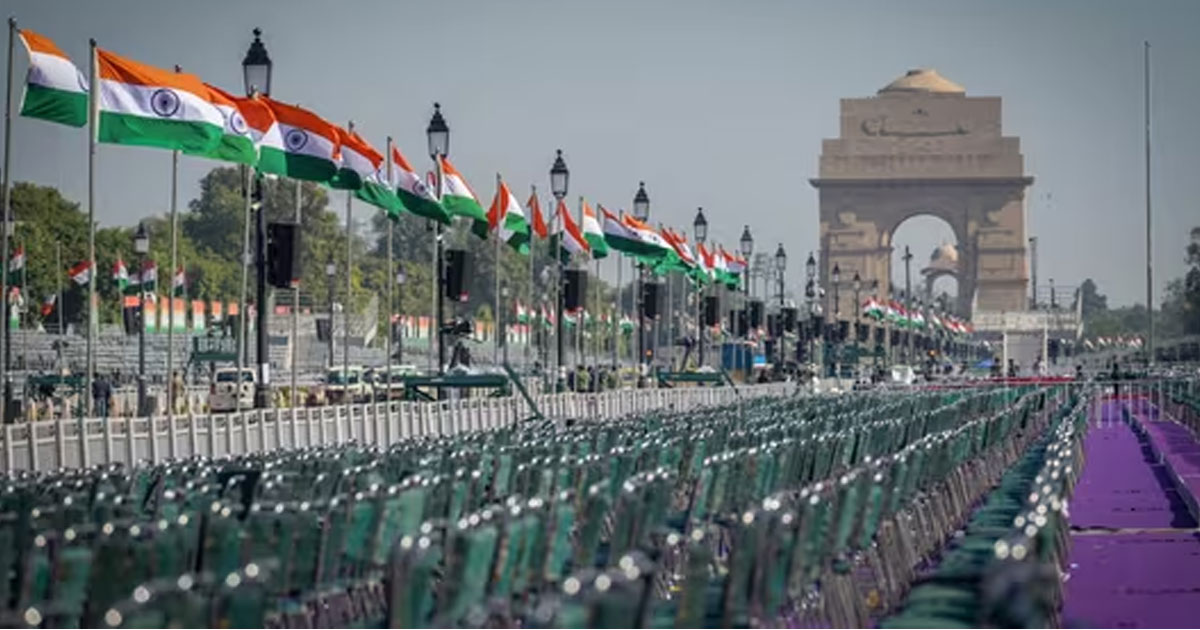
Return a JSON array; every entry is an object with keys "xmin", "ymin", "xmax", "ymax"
[
  {"xmin": 1082, "ymin": 336, "xmax": 1142, "ymax": 350},
  {"xmin": 860, "ymin": 296, "xmax": 974, "ymax": 336},
  {"xmin": 14, "ymin": 26, "xmax": 752, "ymax": 291}
]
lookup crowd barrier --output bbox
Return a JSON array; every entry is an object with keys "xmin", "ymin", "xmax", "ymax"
[{"xmin": 1, "ymin": 382, "xmax": 793, "ymax": 473}]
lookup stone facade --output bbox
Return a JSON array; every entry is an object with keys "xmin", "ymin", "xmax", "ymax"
[{"xmin": 810, "ymin": 69, "xmax": 1031, "ymax": 318}]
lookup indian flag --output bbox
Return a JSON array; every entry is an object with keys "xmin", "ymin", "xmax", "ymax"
[
  {"xmin": 113, "ymin": 258, "xmax": 129, "ymax": 292},
  {"xmin": 391, "ymin": 146, "xmax": 450, "ymax": 224},
  {"xmin": 17, "ymin": 29, "xmax": 88, "ymax": 127},
  {"xmin": 352, "ymin": 138, "xmax": 403, "ymax": 216},
  {"xmin": 529, "ymin": 190, "xmax": 549, "ymax": 239},
  {"xmin": 696, "ymin": 242, "xmax": 716, "ymax": 282},
  {"xmin": 69, "ymin": 260, "xmax": 92, "ymax": 286},
  {"xmin": 599, "ymin": 206, "xmax": 670, "ymax": 261},
  {"xmin": 41, "ymin": 294, "xmax": 57, "ymax": 317},
  {"xmin": 258, "ymin": 97, "xmax": 340, "ymax": 182},
  {"xmin": 140, "ymin": 260, "xmax": 158, "ymax": 292},
  {"xmin": 482, "ymin": 178, "xmax": 530, "ymax": 254},
  {"xmin": 516, "ymin": 301, "xmax": 529, "ymax": 324},
  {"xmin": 330, "ymin": 126, "xmax": 382, "ymax": 191},
  {"xmin": 185, "ymin": 84, "xmax": 258, "ymax": 165},
  {"xmin": 862, "ymin": 297, "xmax": 884, "ymax": 319},
  {"xmin": 581, "ymin": 200, "xmax": 608, "ymax": 259},
  {"xmin": 172, "ymin": 266, "xmax": 186, "ymax": 297},
  {"xmin": 8, "ymin": 246, "xmax": 25, "ymax": 283},
  {"xmin": 437, "ymin": 156, "xmax": 486, "ymax": 224},
  {"xmin": 97, "ymin": 48, "xmax": 224, "ymax": 153},
  {"xmin": 556, "ymin": 199, "xmax": 590, "ymax": 262}
]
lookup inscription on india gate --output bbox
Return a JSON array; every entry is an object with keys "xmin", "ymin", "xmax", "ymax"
[{"xmin": 810, "ymin": 68, "xmax": 1031, "ymax": 318}]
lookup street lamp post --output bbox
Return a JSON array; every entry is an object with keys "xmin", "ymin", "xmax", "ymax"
[
  {"xmin": 426, "ymin": 104, "xmax": 449, "ymax": 379},
  {"xmin": 633, "ymin": 183, "xmax": 649, "ymax": 375},
  {"xmin": 871, "ymin": 279, "xmax": 881, "ymax": 368},
  {"xmin": 774, "ymin": 243, "xmax": 786, "ymax": 374},
  {"xmin": 242, "ymin": 29, "xmax": 272, "ymax": 408},
  {"xmin": 832, "ymin": 263, "xmax": 841, "ymax": 377},
  {"xmin": 902, "ymin": 245, "xmax": 913, "ymax": 363},
  {"xmin": 693, "ymin": 207, "xmax": 707, "ymax": 368},
  {"xmin": 805, "ymin": 252, "xmax": 816, "ymax": 370},
  {"xmin": 550, "ymin": 151, "xmax": 569, "ymax": 389},
  {"xmin": 325, "ymin": 256, "xmax": 336, "ymax": 368},
  {"xmin": 853, "ymin": 271, "xmax": 861, "ymax": 367},
  {"xmin": 133, "ymin": 222, "xmax": 149, "ymax": 416}
]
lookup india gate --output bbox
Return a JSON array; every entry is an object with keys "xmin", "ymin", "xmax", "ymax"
[{"xmin": 810, "ymin": 68, "xmax": 1032, "ymax": 318}]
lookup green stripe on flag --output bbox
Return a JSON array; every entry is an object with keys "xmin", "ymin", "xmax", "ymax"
[
  {"xmin": 397, "ymin": 190, "xmax": 452, "ymax": 224},
  {"xmin": 98, "ymin": 111, "xmax": 223, "ymax": 153},
  {"xmin": 186, "ymin": 133, "xmax": 256, "ymax": 165},
  {"xmin": 258, "ymin": 146, "xmax": 339, "ymax": 182},
  {"xmin": 20, "ymin": 83, "xmax": 88, "ymax": 128}
]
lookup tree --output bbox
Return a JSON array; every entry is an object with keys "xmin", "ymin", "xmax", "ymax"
[
  {"xmin": 1184, "ymin": 227, "xmax": 1200, "ymax": 335},
  {"xmin": 1079, "ymin": 278, "xmax": 1107, "ymax": 320}
]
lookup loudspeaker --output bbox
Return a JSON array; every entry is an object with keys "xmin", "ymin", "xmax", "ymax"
[
  {"xmin": 123, "ymin": 304, "xmax": 140, "ymax": 335},
  {"xmin": 316, "ymin": 318, "xmax": 332, "ymax": 342},
  {"xmin": 641, "ymin": 282, "xmax": 661, "ymax": 319},
  {"xmin": 267, "ymin": 221, "xmax": 301, "ymax": 289},
  {"xmin": 767, "ymin": 313, "xmax": 781, "ymax": 338},
  {"xmin": 764, "ymin": 338, "xmax": 776, "ymax": 359},
  {"xmin": 444, "ymin": 249, "xmax": 472, "ymax": 301},
  {"xmin": 782, "ymin": 306, "xmax": 798, "ymax": 332},
  {"xmin": 749, "ymin": 300, "xmax": 764, "ymax": 328},
  {"xmin": 730, "ymin": 309, "xmax": 748, "ymax": 337},
  {"xmin": 703, "ymin": 296, "xmax": 720, "ymax": 326},
  {"xmin": 565, "ymin": 269, "xmax": 588, "ymax": 311}
]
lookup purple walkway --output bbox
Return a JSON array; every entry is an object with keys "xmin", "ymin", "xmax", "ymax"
[{"xmin": 1062, "ymin": 400, "xmax": 1200, "ymax": 628}]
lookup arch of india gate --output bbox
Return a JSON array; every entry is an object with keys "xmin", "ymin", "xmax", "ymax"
[{"xmin": 810, "ymin": 69, "xmax": 1080, "ymax": 367}]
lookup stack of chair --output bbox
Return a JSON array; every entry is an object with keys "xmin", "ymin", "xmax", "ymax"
[{"xmin": 0, "ymin": 384, "xmax": 1103, "ymax": 628}]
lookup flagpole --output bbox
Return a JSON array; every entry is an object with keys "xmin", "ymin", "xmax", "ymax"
[
  {"xmin": 494, "ymin": 173, "xmax": 501, "ymax": 365},
  {"xmin": 56, "ymin": 242, "xmax": 63, "ymax": 369},
  {"xmin": 1, "ymin": 18, "xmax": 16, "ymax": 425},
  {"xmin": 235, "ymin": 164, "xmax": 250, "ymax": 416},
  {"xmin": 167, "ymin": 143, "xmax": 179, "ymax": 424},
  {"xmin": 20, "ymin": 254, "xmax": 27, "ymax": 372},
  {"xmin": 290, "ymin": 178, "xmax": 300, "ymax": 409},
  {"xmin": 613, "ymin": 251, "xmax": 620, "ymax": 368},
  {"xmin": 343, "ymin": 122, "xmax": 353, "ymax": 415},
  {"xmin": 384, "ymin": 137, "xmax": 393, "ymax": 405},
  {"xmin": 527, "ymin": 185, "xmax": 536, "ymax": 369},
  {"xmin": 593, "ymin": 259, "xmax": 600, "ymax": 371},
  {"xmin": 84, "ymin": 39, "xmax": 98, "ymax": 444}
]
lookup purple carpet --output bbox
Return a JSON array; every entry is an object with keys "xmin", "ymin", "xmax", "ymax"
[{"xmin": 1062, "ymin": 400, "xmax": 1200, "ymax": 628}]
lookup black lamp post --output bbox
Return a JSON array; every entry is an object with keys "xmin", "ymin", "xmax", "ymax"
[
  {"xmin": 774, "ymin": 243, "xmax": 786, "ymax": 372},
  {"xmin": 805, "ymin": 252, "xmax": 816, "ymax": 370},
  {"xmin": 831, "ymin": 263, "xmax": 841, "ymax": 375},
  {"xmin": 427, "ymin": 104, "xmax": 449, "ymax": 379},
  {"xmin": 550, "ymin": 151, "xmax": 569, "ymax": 388},
  {"xmin": 632, "ymin": 182, "xmax": 649, "ymax": 373},
  {"xmin": 852, "ymin": 271, "xmax": 861, "ymax": 363},
  {"xmin": 133, "ymin": 222, "xmax": 149, "ymax": 416},
  {"xmin": 243, "ymin": 28, "xmax": 272, "ymax": 408},
  {"xmin": 693, "ymin": 207, "xmax": 708, "ymax": 367},
  {"xmin": 739, "ymin": 225, "xmax": 753, "ymax": 341},
  {"xmin": 325, "ymin": 255, "xmax": 336, "ymax": 368}
]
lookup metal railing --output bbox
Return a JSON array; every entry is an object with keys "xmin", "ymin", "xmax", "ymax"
[{"xmin": 1, "ymin": 382, "xmax": 793, "ymax": 472}]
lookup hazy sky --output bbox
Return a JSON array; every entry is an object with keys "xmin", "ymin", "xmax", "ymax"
[{"xmin": 3, "ymin": 0, "xmax": 1198, "ymax": 307}]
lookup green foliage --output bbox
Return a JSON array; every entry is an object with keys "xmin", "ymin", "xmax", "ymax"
[{"xmin": 8, "ymin": 167, "xmax": 634, "ymax": 341}]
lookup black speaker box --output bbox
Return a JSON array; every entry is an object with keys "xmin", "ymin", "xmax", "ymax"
[
  {"xmin": 702, "ymin": 296, "xmax": 720, "ymax": 326},
  {"xmin": 444, "ymin": 249, "xmax": 472, "ymax": 301},
  {"xmin": 565, "ymin": 269, "xmax": 588, "ymax": 311},
  {"xmin": 267, "ymin": 221, "xmax": 301, "ymax": 289},
  {"xmin": 640, "ymin": 282, "xmax": 661, "ymax": 319},
  {"xmin": 749, "ymin": 300, "xmax": 764, "ymax": 328}
]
